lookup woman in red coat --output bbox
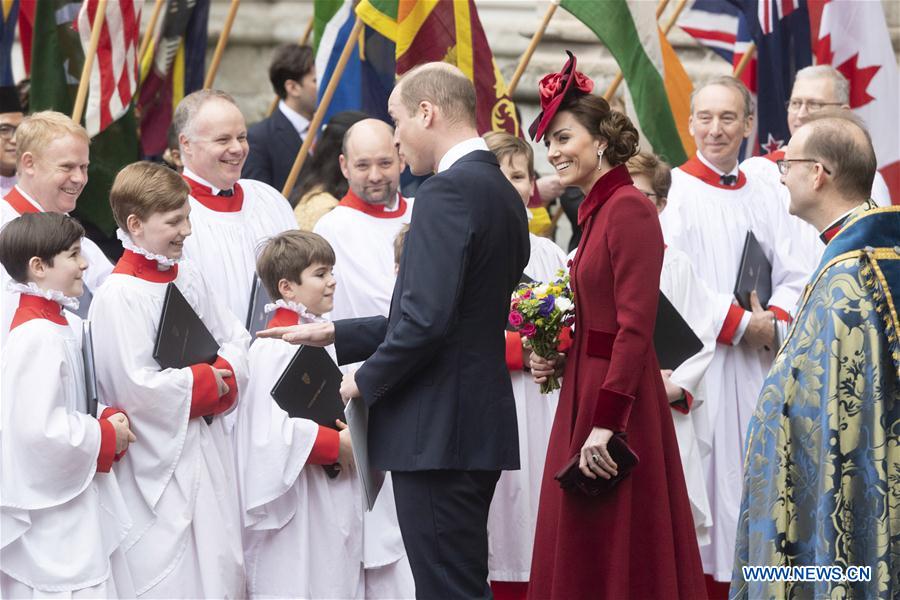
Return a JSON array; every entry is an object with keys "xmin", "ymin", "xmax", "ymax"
[{"xmin": 527, "ymin": 52, "xmax": 707, "ymax": 599}]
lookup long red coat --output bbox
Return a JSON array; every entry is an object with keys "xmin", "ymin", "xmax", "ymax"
[{"xmin": 528, "ymin": 166, "xmax": 706, "ymax": 599}]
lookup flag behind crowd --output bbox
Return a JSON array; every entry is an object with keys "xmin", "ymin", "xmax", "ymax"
[
  {"xmin": 136, "ymin": 0, "xmax": 209, "ymax": 157},
  {"xmin": 561, "ymin": 0, "xmax": 694, "ymax": 166},
  {"xmin": 315, "ymin": 0, "xmax": 394, "ymax": 125},
  {"xmin": 355, "ymin": 0, "xmax": 520, "ymax": 136},
  {"xmin": 1, "ymin": 0, "xmax": 18, "ymax": 85},
  {"xmin": 76, "ymin": 0, "xmax": 142, "ymax": 136},
  {"xmin": 809, "ymin": 0, "xmax": 898, "ymax": 203},
  {"xmin": 31, "ymin": 0, "xmax": 138, "ymax": 236}
]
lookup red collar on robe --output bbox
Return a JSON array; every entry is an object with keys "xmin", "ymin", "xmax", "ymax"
[
  {"xmin": 4, "ymin": 186, "xmax": 42, "ymax": 215},
  {"xmin": 338, "ymin": 189, "xmax": 407, "ymax": 219},
  {"xmin": 183, "ymin": 175, "xmax": 245, "ymax": 212},
  {"xmin": 577, "ymin": 164, "xmax": 633, "ymax": 226},
  {"xmin": 679, "ymin": 155, "xmax": 747, "ymax": 190},
  {"xmin": 112, "ymin": 249, "xmax": 179, "ymax": 283},
  {"xmin": 10, "ymin": 294, "xmax": 68, "ymax": 330},
  {"xmin": 763, "ymin": 149, "xmax": 785, "ymax": 163},
  {"xmin": 266, "ymin": 307, "xmax": 300, "ymax": 328}
]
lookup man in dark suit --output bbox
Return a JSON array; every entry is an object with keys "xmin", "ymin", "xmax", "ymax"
[
  {"xmin": 242, "ymin": 44, "xmax": 316, "ymax": 191},
  {"xmin": 260, "ymin": 62, "xmax": 529, "ymax": 598}
]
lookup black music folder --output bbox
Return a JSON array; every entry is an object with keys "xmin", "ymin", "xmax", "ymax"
[
  {"xmin": 270, "ymin": 346, "xmax": 345, "ymax": 430},
  {"xmin": 153, "ymin": 283, "xmax": 220, "ymax": 369},
  {"xmin": 654, "ymin": 291, "xmax": 704, "ymax": 371},
  {"xmin": 82, "ymin": 321, "xmax": 99, "ymax": 418},
  {"xmin": 733, "ymin": 231, "xmax": 772, "ymax": 311},
  {"xmin": 246, "ymin": 273, "xmax": 272, "ymax": 337}
]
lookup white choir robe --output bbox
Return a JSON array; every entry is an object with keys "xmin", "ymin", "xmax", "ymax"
[
  {"xmin": 313, "ymin": 193, "xmax": 416, "ymax": 599},
  {"xmin": 487, "ymin": 234, "xmax": 566, "ymax": 582},
  {"xmin": 659, "ymin": 156, "xmax": 807, "ymax": 582},
  {"xmin": 658, "ymin": 246, "xmax": 717, "ymax": 547},
  {"xmin": 236, "ymin": 332, "xmax": 364, "ymax": 599},
  {"xmin": 0, "ymin": 188, "xmax": 113, "ymax": 344},
  {"xmin": 1, "ymin": 312, "xmax": 133, "ymax": 598},
  {"xmin": 88, "ymin": 258, "xmax": 249, "ymax": 598},
  {"xmin": 181, "ymin": 172, "xmax": 297, "ymax": 322}
]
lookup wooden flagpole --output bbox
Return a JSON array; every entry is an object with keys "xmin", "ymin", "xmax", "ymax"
[
  {"xmin": 72, "ymin": 0, "xmax": 109, "ymax": 124},
  {"xmin": 138, "ymin": 0, "xmax": 165, "ymax": 67},
  {"xmin": 507, "ymin": 0, "xmax": 560, "ymax": 97},
  {"xmin": 281, "ymin": 16, "xmax": 364, "ymax": 199},
  {"xmin": 266, "ymin": 15, "xmax": 317, "ymax": 117},
  {"xmin": 604, "ymin": 0, "xmax": 680, "ymax": 100},
  {"xmin": 203, "ymin": 0, "xmax": 241, "ymax": 89},
  {"xmin": 732, "ymin": 42, "xmax": 756, "ymax": 78}
]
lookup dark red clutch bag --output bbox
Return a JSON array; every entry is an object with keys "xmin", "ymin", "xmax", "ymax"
[{"xmin": 554, "ymin": 434, "xmax": 639, "ymax": 496}]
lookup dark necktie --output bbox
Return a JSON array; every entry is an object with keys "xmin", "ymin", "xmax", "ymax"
[
  {"xmin": 720, "ymin": 174, "xmax": 737, "ymax": 186},
  {"xmin": 218, "ymin": 189, "xmax": 234, "ymax": 197}
]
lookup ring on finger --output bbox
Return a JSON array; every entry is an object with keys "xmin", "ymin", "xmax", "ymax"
[{"xmin": 592, "ymin": 454, "xmax": 601, "ymax": 463}]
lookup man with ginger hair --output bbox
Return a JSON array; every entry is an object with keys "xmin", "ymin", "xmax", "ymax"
[{"xmin": 260, "ymin": 62, "xmax": 530, "ymax": 598}]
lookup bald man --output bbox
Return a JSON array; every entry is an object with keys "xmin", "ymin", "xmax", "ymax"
[
  {"xmin": 313, "ymin": 119, "xmax": 415, "ymax": 598},
  {"xmin": 732, "ymin": 111, "xmax": 900, "ymax": 599}
]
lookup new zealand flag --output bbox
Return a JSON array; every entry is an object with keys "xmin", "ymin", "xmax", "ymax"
[{"xmin": 727, "ymin": 0, "xmax": 812, "ymax": 154}]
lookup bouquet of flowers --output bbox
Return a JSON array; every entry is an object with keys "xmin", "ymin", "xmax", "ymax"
[{"xmin": 508, "ymin": 270, "xmax": 575, "ymax": 394}]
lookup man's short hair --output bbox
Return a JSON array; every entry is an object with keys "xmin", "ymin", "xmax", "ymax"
[
  {"xmin": 398, "ymin": 62, "xmax": 476, "ymax": 127},
  {"xmin": 269, "ymin": 44, "xmax": 315, "ymax": 100},
  {"xmin": 172, "ymin": 89, "xmax": 238, "ymax": 144},
  {"xmin": 109, "ymin": 161, "xmax": 190, "ymax": 231},
  {"xmin": 802, "ymin": 110, "xmax": 877, "ymax": 199},
  {"xmin": 794, "ymin": 65, "xmax": 850, "ymax": 105},
  {"xmin": 0, "ymin": 212, "xmax": 85, "ymax": 283},
  {"xmin": 393, "ymin": 223, "xmax": 410, "ymax": 266},
  {"xmin": 691, "ymin": 75, "xmax": 754, "ymax": 119},
  {"xmin": 15, "ymin": 111, "xmax": 89, "ymax": 165},
  {"xmin": 256, "ymin": 230, "xmax": 336, "ymax": 301},
  {"xmin": 626, "ymin": 151, "xmax": 672, "ymax": 199},
  {"xmin": 484, "ymin": 131, "xmax": 535, "ymax": 178}
]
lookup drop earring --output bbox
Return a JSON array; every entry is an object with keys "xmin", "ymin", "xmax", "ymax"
[{"xmin": 596, "ymin": 147, "xmax": 605, "ymax": 171}]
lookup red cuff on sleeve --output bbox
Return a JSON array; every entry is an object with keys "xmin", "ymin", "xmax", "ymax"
[
  {"xmin": 189, "ymin": 364, "xmax": 220, "ymax": 419},
  {"xmin": 670, "ymin": 390, "xmax": 693, "ymax": 415},
  {"xmin": 505, "ymin": 332, "xmax": 524, "ymax": 371},
  {"xmin": 769, "ymin": 305, "xmax": 791, "ymax": 323},
  {"xmin": 100, "ymin": 407, "xmax": 130, "ymax": 462},
  {"xmin": 96, "ymin": 418, "xmax": 117, "ymax": 473},
  {"xmin": 591, "ymin": 387, "xmax": 634, "ymax": 432},
  {"xmin": 307, "ymin": 426, "xmax": 340, "ymax": 465},
  {"xmin": 717, "ymin": 304, "xmax": 746, "ymax": 345},
  {"xmin": 557, "ymin": 327, "xmax": 573, "ymax": 353},
  {"xmin": 212, "ymin": 356, "xmax": 238, "ymax": 413}
]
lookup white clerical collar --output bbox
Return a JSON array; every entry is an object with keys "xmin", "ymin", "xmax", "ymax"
[
  {"xmin": 11, "ymin": 185, "xmax": 45, "ymax": 212},
  {"xmin": 697, "ymin": 151, "xmax": 739, "ymax": 178},
  {"xmin": 1, "ymin": 175, "xmax": 17, "ymax": 198},
  {"xmin": 437, "ymin": 137, "xmax": 489, "ymax": 173},
  {"xmin": 819, "ymin": 204, "xmax": 862, "ymax": 236},
  {"xmin": 182, "ymin": 167, "xmax": 232, "ymax": 196},
  {"xmin": 278, "ymin": 100, "xmax": 311, "ymax": 138}
]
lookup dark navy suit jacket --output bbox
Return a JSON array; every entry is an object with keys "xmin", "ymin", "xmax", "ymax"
[
  {"xmin": 242, "ymin": 107, "xmax": 302, "ymax": 192},
  {"xmin": 334, "ymin": 150, "xmax": 530, "ymax": 472}
]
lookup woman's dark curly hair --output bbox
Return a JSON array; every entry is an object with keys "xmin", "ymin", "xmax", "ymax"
[{"xmin": 558, "ymin": 93, "xmax": 639, "ymax": 166}]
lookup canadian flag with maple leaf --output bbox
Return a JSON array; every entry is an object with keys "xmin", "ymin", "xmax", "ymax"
[{"xmin": 809, "ymin": 0, "xmax": 899, "ymax": 203}]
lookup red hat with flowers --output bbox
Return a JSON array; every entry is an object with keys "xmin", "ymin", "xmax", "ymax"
[{"xmin": 529, "ymin": 51, "xmax": 594, "ymax": 142}]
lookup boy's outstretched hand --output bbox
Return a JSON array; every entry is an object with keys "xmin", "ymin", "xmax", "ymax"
[{"xmin": 256, "ymin": 322, "xmax": 335, "ymax": 346}]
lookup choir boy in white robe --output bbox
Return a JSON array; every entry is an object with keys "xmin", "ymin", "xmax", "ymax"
[
  {"xmin": 626, "ymin": 151, "xmax": 716, "ymax": 547},
  {"xmin": 174, "ymin": 89, "xmax": 297, "ymax": 322},
  {"xmin": 659, "ymin": 76, "xmax": 808, "ymax": 585},
  {"xmin": 236, "ymin": 230, "xmax": 363, "ymax": 599},
  {"xmin": 0, "ymin": 112, "xmax": 113, "ymax": 341},
  {"xmin": 89, "ymin": 162, "xmax": 248, "ymax": 598},
  {"xmin": 482, "ymin": 132, "xmax": 567, "ymax": 596},
  {"xmin": 741, "ymin": 65, "xmax": 892, "ymax": 276},
  {"xmin": 313, "ymin": 119, "xmax": 415, "ymax": 599},
  {"xmin": 0, "ymin": 212, "xmax": 136, "ymax": 598}
]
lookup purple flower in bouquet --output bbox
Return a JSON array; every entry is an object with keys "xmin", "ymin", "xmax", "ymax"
[
  {"xmin": 521, "ymin": 322, "xmax": 537, "ymax": 337},
  {"xmin": 538, "ymin": 295, "xmax": 555, "ymax": 317},
  {"xmin": 508, "ymin": 311, "xmax": 524, "ymax": 328}
]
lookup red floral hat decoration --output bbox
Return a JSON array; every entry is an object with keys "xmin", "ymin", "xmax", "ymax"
[{"xmin": 529, "ymin": 50, "xmax": 594, "ymax": 142}]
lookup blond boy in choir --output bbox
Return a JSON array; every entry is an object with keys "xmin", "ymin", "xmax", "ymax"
[
  {"xmin": 88, "ymin": 161, "xmax": 248, "ymax": 598},
  {"xmin": 0, "ymin": 212, "xmax": 135, "ymax": 598},
  {"xmin": 234, "ymin": 229, "xmax": 363, "ymax": 599}
]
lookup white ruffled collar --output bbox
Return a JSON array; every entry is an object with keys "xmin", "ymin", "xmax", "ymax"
[
  {"xmin": 117, "ymin": 229, "xmax": 179, "ymax": 268},
  {"xmin": 7, "ymin": 281, "xmax": 79, "ymax": 311},
  {"xmin": 263, "ymin": 298, "xmax": 328, "ymax": 324}
]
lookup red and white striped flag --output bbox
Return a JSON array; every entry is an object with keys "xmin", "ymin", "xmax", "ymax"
[{"xmin": 77, "ymin": 0, "xmax": 142, "ymax": 136}]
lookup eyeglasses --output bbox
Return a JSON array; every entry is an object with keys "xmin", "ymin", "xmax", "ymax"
[
  {"xmin": 776, "ymin": 159, "xmax": 832, "ymax": 176},
  {"xmin": 0, "ymin": 124, "xmax": 17, "ymax": 140},
  {"xmin": 785, "ymin": 99, "xmax": 843, "ymax": 113}
]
